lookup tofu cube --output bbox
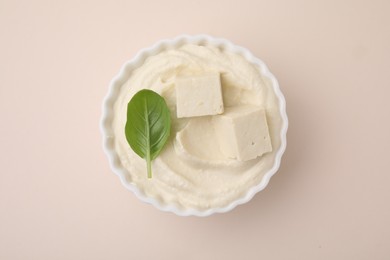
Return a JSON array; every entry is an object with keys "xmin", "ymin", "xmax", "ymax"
[
  {"xmin": 175, "ymin": 73, "xmax": 224, "ymax": 118},
  {"xmin": 212, "ymin": 105, "xmax": 272, "ymax": 161}
]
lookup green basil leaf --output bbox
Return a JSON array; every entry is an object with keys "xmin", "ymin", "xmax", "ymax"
[{"xmin": 125, "ymin": 89, "xmax": 171, "ymax": 178}]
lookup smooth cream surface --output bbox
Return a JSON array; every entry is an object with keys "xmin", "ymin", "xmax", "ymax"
[{"xmin": 113, "ymin": 44, "xmax": 282, "ymax": 210}]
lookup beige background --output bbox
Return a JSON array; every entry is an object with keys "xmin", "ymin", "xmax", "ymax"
[{"xmin": 1, "ymin": 0, "xmax": 389, "ymax": 259}]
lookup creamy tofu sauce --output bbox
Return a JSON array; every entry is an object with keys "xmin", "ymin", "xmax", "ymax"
[{"xmin": 112, "ymin": 44, "xmax": 283, "ymax": 210}]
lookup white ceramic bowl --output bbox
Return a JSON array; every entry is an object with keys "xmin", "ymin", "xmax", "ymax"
[{"xmin": 101, "ymin": 35, "xmax": 288, "ymax": 216}]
